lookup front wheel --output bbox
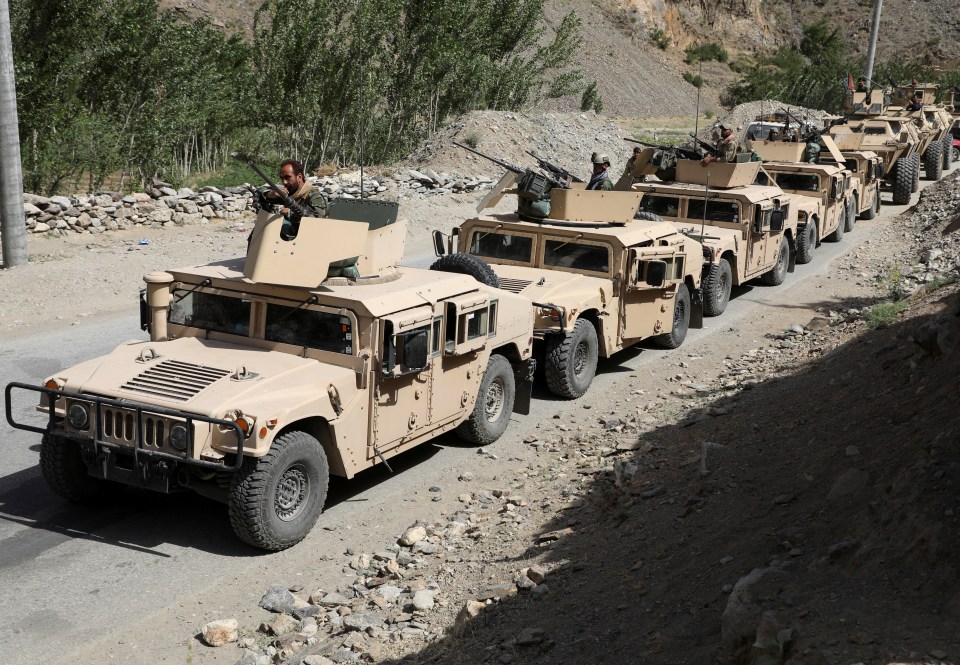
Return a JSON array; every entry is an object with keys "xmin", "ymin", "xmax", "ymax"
[
  {"xmin": 40, "ymin": 433, "xmax": 124, "ymax": 502},
  {"xmin": 652, "ymin": 283, "xmax": 691, "ymax": 349},
  {"xmin": 844, "ymin": 197, "xmax": 856, "ymax": 232},
  {"xmin": 455, "ymin": 354, "xmax": 516, "ymax": 445},
  {"xmin": 924, "ymin": 140, "xmax": 944, "ymax": 181},
  {"xmin": 544, "ymin": 318, "xmax": 599, "ymax": 399},
  {"xmin": 826, "ymin": 206, "xmax": 845, "ymax": 242},
  {"xmin": 860, "ymin": 193, "xmax": 879, "ymax": 220},
  {"xmin": 702, "ymin": 258, "xmax": 732, "ymax": 317},
  {"xmin": 795, "ymin": 223, "xmax": 815, "ymax": 264},
  {"xmin": 228, "ymin": 430, "xmax": 330, "ymax": 551},
  {"xmin": 760, "ymin": 236, "xmax": 789, "ymax": 286}
]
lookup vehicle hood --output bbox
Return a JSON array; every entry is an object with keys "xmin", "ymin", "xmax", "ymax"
[
  {"xmin": 490, "ymin": 264, "xmax": 612, "ymax": 306},
  {"xmin": 57, "ymin": 336, "xmax": 355, "ymax": 418}
]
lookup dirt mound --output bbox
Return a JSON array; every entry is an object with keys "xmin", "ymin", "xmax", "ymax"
[{"xmin": 402, "ymin": 110, "xmax": 634, "ymax": 182}]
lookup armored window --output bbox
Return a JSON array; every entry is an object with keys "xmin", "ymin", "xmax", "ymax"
[
  {"xmin": 774, "ymin": 173, "xmax": 819, "ymax": 192},
  {"xmin": 170, "ymin": 289, "xmax": 251, "ymax": 336},
  {"xmin": 442, "ymin": 294, "xmax": 490, "ymax": 355},
  {"xmin": 543, "ymin": 240, "xmax": 610, "ymax": 273},
  {"xmin": 469, "ymin": 231, "xmax": 533, "ymax": 263},
  {"xmin": 264, "ymin": 304, "xmax": 353, "ymax": 355},
  {"xmin": 431, "ymin": 316, "xmax": 443, "ymax": 356},
  {"xmin": 638, "ymin": 195, "xmax": 680, "ymax": 217},
  {"xmin": 487, "ymin": 300, "xmax": 498, "ymax": 338},
  {"xmin": 686, "ymin": 199, "xmax": 740, "ymax": 223}
]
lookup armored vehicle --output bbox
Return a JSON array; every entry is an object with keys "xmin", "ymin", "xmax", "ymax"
[
  {"xmin": 631, "ymin": 159, "xmax": 811, "ymax": 317},
  {"xmin": 748, "ymin": 138, "xmax": 858, "ymax": 254},
  {"xmin": 888, "ymin": 83, "xmax": 954, "ymax": 180},
  {"xmin": 433, "ymin": 180, "xmax": 704, "ymax": 400},
  {"xmin": 6, "ymin": 201, "xmax": 537, "ymax": 551},
  {"xmin": 825, "ymin": 147, "xmax": 883, "ymax": 222},
  {"xmin": 831, "ymin": 90, "xmax": 921, "ymax": 205}
]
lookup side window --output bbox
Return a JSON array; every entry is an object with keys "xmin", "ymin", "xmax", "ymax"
[
  {"xmin": 443, "ymin": 294, "xmax": 491, "ymax": 355},
  {"xmin": 431, "ymin": 316, "xmax": 443, "ymax": 357},
  {"xmin": 265, "ymin": 304, "xmax": 353, "ymax": 354},
  {"xmin": 487, "ymin": 300, "xmax": 498, "ymax": 338},
  {"xmin": 382, "ymin": 320, "xmax": 429, "ymax": 376},
  {"xmin": 638, "ymin": 195, "xmax": 680, "ymax": 217}
]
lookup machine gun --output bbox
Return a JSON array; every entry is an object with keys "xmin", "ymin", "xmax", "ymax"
[
  {"xmin": 453, "ymin": 141, "xmax": 571, "ymax": 195},
  {"xmin": 802, "ymin": 116, "xmax": 848, "ymax": 143},
  {"xmin": 689, "ymin": 134, "xmax": 720, "ymax": 158},
  {"xmin": 624, "ymin": 137, "xmax": 703, "ymax": 161},
  {"xmin": 232, "ymin": 153, "xmax": 307, "ymax": 219},
  {"xmin": 525, "ymin": 150, "xmax": 584, "ymax": 184}
]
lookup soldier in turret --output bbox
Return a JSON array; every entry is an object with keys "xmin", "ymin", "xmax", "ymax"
[
  {"xmin": 587, "ymin": 153, "xmax": 614, "ymax": 190},
  {"xmin": 701, "ymin": 127, "xmax": 739, "ymax": 165}
]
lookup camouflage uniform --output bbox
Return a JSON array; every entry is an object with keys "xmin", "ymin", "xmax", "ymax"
[{"xmin": 719, "ymin": 136, "xmax": 739, "ymax": 162}]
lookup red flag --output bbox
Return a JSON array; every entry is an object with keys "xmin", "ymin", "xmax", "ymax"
[{"xmin": 847, "ymin": 74, "xmax": 855, "ymax": 91}]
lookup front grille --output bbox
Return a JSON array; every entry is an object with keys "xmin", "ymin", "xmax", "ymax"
[
  {"xmin": 498, "ymin": 277, "xmax": 533, "ymax": 294},
  {"xmin": 100, "ymin": 406, "xmax": 181, "ymax": 451},
  {"xmin": 119, "ymin": 360, "xmax": 229, "ymax": 402}
]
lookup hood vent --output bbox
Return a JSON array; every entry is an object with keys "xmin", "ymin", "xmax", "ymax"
[
  {"xmin": 498, "ymin": 277, "xmax": 533, "ymax": 294},
  {"xmin": 119, "ymin": 359, "xmax": 230, "ymax": 402}
]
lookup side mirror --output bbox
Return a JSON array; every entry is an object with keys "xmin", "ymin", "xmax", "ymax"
[
  {"xmin": 139, "ymin": 288, "xmax": 150, "ymax": 333},
  {"xmin": 644, "ymin": 260, "xmax": 667, "ymax": 287},
  {"xmin": 770, "ymin": 210, "xmax": 785, "ymax": 232},
  {"xmin": 432, "ymin": 230, "xmax": 447, "ymax": 257},
  {"xmin": 875, "ymin": 163, "xmax": 885, "ymax": 179},
  {"xmin": 401, "ymin": 330, "xmax": 429, "ymax": 371}
]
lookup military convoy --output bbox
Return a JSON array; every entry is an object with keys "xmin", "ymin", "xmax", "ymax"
[{"xmin": 6, "ymin": 200, "xmax": 539, "ymax": 550}]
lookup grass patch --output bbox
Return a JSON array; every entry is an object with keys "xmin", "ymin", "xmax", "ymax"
[
  {"xmin": 865, "ymin": 300, "xmax": 909, "ymax": 329},
  {"xmin": 923, "ymin": 274, "xmax": 958, "ymax": 293}
]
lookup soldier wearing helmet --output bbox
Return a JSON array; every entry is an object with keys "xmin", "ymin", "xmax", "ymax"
[
  {"xmin": 587, "ymin": 152, "xmax": 614, "ymax": 190},
  {"xmin": 701, "ymin": 127, "xmax": 740, "ymax": 165}
]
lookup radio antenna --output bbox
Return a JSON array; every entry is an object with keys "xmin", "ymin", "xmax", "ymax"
[
  {"xmin": 700, "ymin": 171, "xmax": 710, "ymax": 240},
  {"xmin": 693, "ymin": 59, "xmax": 703, "ymax": 141},
  {"xmin": 359, "ymin": 61, "xmax": 365, "ymax": 198}
]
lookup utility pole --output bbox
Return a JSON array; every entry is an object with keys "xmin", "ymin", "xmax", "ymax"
[
  {"xmin": 864, "ymin": 0, "xmax": 883, "ymax": 84},
  {"xmin": 0, "ymin": 0, "xmax": 26, "ymax": 268}
]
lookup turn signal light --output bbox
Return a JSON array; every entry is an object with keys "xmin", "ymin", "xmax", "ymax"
[{"xmin": 44, "ymin": 378, "xmax": 63, "ymax": 390}]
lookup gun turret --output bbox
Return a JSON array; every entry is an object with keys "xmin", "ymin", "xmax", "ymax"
[
  {"xmin": 233, "ymin": 153, "xmax": 307, "ymax": 219},
  {"xmin": 452, "ymin": 142, "xmax": 569, "ymax": 191},
  {"xmin": 525, "ymin": 151, "xmax": 584, "ymax": 184},
  {"xmin": 624, "ymin": 137, "xmax": 703, "ymax": 161}
]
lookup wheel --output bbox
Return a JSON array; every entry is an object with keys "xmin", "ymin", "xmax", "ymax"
[
  {"xmin": 455, "ymin": 354, "xmax": 516, "ymax": 445},
  {"xmin": 228, "ymin": 430, "xmax": 329, "ymax": 551},
  {"xmin": 892, "ymin": 156, "xmax": 914, "ymax": 204},
  {"xmin": 634, "ymin": 211, "xmax": 665, "ymax": 222},
  {"xmin": 760, "ymin": 236, "xmax": 789, "ymax": 286},
  {"xmin": 40, "ymin": 433, "xmax": 123, "ymax": 502},
  {"xmin": 911, "ymin": 153, "xmax": 921, "ymax": 192},
  {"xmin": 826, "ymin": 205, "xmax": 845, "ymax": 242},
  {"xmin": 924, "ymin": 140, "xmax": 943, "ymax": 181},
  {"xmin": 844, "ymin": 196, "xmax": 856, "ymax": 232},
  {"xmin": 795, "ymin": 223, "xmax": 815, "ymax": 264},
  {"xmin": 544, "ymin": 318, "xmax": 599, "ymax": 399},
  {"xmin": 430, "ymin": 253, "xmax": 499, "ymax": 288},
  {"xmin": 702, "ymin": 258, "xmax": 732, "ymax": 316},
  {"xmin": 860, "ymin": 192, "xmax": 878, "ymax": 220},
  {"xmin": 952, "ymin": 146, "xmax": 959, "ymax": 164},
  {"xmin": 942, "ymin": 136, "xmax": 953, "ymax": 169},
  {"xmin": 652, "ymin": 283, "xmax": 691, "ymax": 349}
]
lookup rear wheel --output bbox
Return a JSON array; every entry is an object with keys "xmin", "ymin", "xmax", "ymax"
[
  {"xmin": 702, "ymin": 258, "xmax": 732, "ymax": 317},
  {"xmin": 952, "ymin": 145, "xmax": 960, "ymax": 164},
  {"xmin": 924, "ymin": 140, "xmax": 944, "ymax": 181},
  {"xmin": 760, "ymin": 236, "xmax": 789, "ymax": 286},
  {"xmin": 943, "ymin": 136, "xmax": 953, "ymax": 169},
  {"xmin": 826, "ymin": 206, "xmax": 845, "ymax": 242},
  {"xmin": 892, "ymin": 156, "xmax": 914, "ymax": 204},
  {"xmin": 456, "ymin": 354, "xmax": 516, "ymax": 445},
  {"xmin": 228, "ymin": 430, "xmax": 329, "ymax": 551},
  {"xmin": 911, "ymin": 153, "xmax": 921, "ymax": 192},
  {"xmin": 544, "ymin": 319, "xmax": 599, "ymax": 399},
  {"xmin": 652, "ymin": 284, "xmax": 691, "ymax": 349},
  {"xmin": 795, "ymin": 223, "xmax": 815, "ymax": 264},
  {"xmin": 40, "ymin": 433, "xmax": 123, "ymax": 502},
  {"xmin": 861, "ymin": 192, "xmax": 879, "ymax": 220}
]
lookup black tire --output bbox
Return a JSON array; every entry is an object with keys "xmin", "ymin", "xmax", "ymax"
[
  {"xmin": 943, "ymin": 136, "xmax": 953, "ymax": 169},
  {"xmin": 634, "ymin": 211, "xmax": 665, "ymax": 222},
  {"xmin": 795, "ymin": 223, "xmax": 815, "ymax": 264},
  {"xmin": 860, "ymin": 192, "xmax": 878, "ymax": 220},
  {"xmin": 760, "ymin": 236, "xmax": 789, "ymax": 286},
  {"xmin": 228, "ymin": 430, "xmax": 329, "ymax": 551},
  {"xmin": 430, "ymin": 253, "xmax": 499, "ymax": 288},
  {"xmin": 826, "ymin": 205, "xmax": 845, "ymax": 242},
  {"xmin": 652, "ymin": 283, "xmax": 691, "ymax": 349},
  {"xmin": 544, "ymin": 318, "xmax": 599, "ymax": 399},
  {"xmin": 702, "ymin": 258, "xmax": 732, "ymax": 317},
  {"xmin": 952, "ymin": 146, "xmax": 959, "ymax": 165},
  {"xmin": 455, "ymin": 354, "xmax": 515, "ymax": 445},
  {"xmin": 911, "ymin": 153, "xmax": 921, "ymax": 192},
  {"xmin": 892, "ymin": 156, "xmax": 914, "ymax": 205},
  {"xmin": 924, "ymin": 140, "xmax": 944, "ymax": 181},
  {"xmin": 40, "ymin": 433, "xmax": 123, "ymax": 502},
  {"xmin": 844, "ymin": 196, "xmax": 856, "ymax": 232}
]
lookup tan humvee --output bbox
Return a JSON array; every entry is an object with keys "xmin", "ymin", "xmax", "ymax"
[
  {"xmin": 748, "ymin": 138, "xmax": 858, "ymax": 254},
  {"xmin": 630, "ymin": 159, "xmax": 811, "ymax": 318},
  {"xmin": 433, "ymin": 184, "xmax": 704, "ymax": 399},
  {"xmin": 823, "ymin": 147, "xmax": 883, "ymax": 222},
  {"xmin": 888, "ymin": 83, "xmax": 955, "ymax": 181},
  {"xmin": 833, "ymin": 90, "xmax": 922, "ymax": 205},
  {"xmin": 6, "ymin": 200, "xmax": 537, "ymax": 551}
]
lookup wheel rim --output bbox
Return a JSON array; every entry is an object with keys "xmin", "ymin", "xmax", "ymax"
[
  {"xmin": 674, "ymin": 296, "xmax": 686, "ymax": 326},
  {"xmin": 484, "ymin": 377, "xmax": 505, "ymax": 422},
  {"xmin": 953, "ymin": 148, "xmax": 959, "ymax": 162},
  {"xmin": 276, "ymin": 463, "xmax": 310, "ymax": 522},
  {"xmin": 573, "ymin": 340, "xmax": 588, "ymax": 376}
]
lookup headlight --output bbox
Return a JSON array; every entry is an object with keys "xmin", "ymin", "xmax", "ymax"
[
  {"xmin": 798, "ymin": 210, "xmax": 807, "ymax": 221},
  {"xmin": 67, "ymin": 403, "xmax": 89, "ymax": 430},
  {"xmin": 169, "ymin": 424, "xmax": 189, "ymax": 452}
]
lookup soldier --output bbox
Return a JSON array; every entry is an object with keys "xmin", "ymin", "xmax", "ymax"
[
  {"xmin": 856, "ymin": 76, "xmax": 868, "ymax": 92},
  {"xmin": 906, "ymin": 93, "xmax": 923, "ymax": 112},
  {"xmin": 803, "ymin": 139, "xmax": 821, "ymax": 163},
  {"xmin": 257, "ymin": 159, "xmax": 328, "ymax": 236},
  {"xmin": 623, "ymin": 147, "xmax": 643, "ymax": 176},
  {"xmin": 587, "ymin": 153, "xmax": 614, "ymax": 190},
  {"xmin": 701, "ymin": 128, "xmax": 739, "ymax": 165}
]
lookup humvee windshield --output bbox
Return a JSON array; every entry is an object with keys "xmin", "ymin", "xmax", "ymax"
[
  {"xmin": 265, "ymin": 304, "xmax": 353, "ymax": 354},
  {"xmin": 170, "ymin": 290, "xmax": 251, "ymax": 335},
  {"xmin": 686, "ymin": 199, "xmax": 740, "ymax": 223},
  {"xmin": 543, "ymin": 240, "xmax": 609, "ymax": 273},
  {"xmin": 638, "ymin": 194, "xmax": 680, "ymax": 217},
  {"xmin": 469, "ymin": 230, "xmax": 533, "ymax": 263},
  {"xmin": 774, "ymin": 173, "xmax": 819, "ymax": 192}
]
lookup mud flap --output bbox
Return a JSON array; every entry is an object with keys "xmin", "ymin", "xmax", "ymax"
[
  {"xmin": 513, "ymin": 359, "xmax": 536, "ymax": 416},
  {"xmin": 690, "ymin": 289, "xmax": 704, "ymax": 329}
]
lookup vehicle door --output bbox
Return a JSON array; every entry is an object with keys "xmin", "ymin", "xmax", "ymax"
[
  {"xmin": 623, "ymin": 246, "xmax": 684, "ymax": 340},
  {"xmin": 746, "ymin": 203, "xmax": 769, "ymax": 278},
  {"xmin": 430, "ymin": 292, "xmax": 494, "ymax": 424},
  {"xmin": 371, "ymin": 305, "xmax": 435, "ymax": 455}
]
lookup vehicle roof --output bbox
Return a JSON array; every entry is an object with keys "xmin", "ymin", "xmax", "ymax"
[
  {"xmin": 167, "ymin": 260, "xmax": 485, "ymax": 317},
  {"xmin": 631, "ymin": 181, "xmax": 786, "ymax": 204},
  {"xmin": 468, "ymin": 213, "xmax": 685, "ymax": 245}
]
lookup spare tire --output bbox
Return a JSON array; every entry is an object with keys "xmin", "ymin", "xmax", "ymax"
[
  {"xmin": 430, "ymin": 253, "xmax": 500, "ymax": 288},
  {"xmin": 634, "ymin": 211, "xmax": 665, "ymax": 222}
]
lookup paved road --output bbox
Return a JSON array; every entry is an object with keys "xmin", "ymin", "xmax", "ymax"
[{"xmin": 0, "ymin": 169, "xmax": 951, "ymax": 664}]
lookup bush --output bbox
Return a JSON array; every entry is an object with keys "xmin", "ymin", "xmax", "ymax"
[
  {"xmin": 683, "ymin": 72, "xmax": 703, "ymax": 88},
  {"xmin": 463, "ymin": 131, "xmax": 483, "ymax": 149},
  {"xmin": 580, "ymin": 81, "xmax": 603, "ymax": 114},
  {"xmin": 685, "ymin": 43, "xmax": 728, "ymax": 64},
  {"xmin": 865, "ymin": 301, "xmax": 908, "ymax": 329},
  {"xmin": 704, "ymin": 109, "xmax": 715, "ymax": 119},
  {"xmin": 648, "ymin": 27, "xmax": 670, "ymax": 50}
]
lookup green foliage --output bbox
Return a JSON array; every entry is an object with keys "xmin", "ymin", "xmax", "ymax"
[
  {"xmin": 865, "ymin": 301, "xmax": 908, "ymax": 329},
  {"xmin": 463, "ymin": 131, "xmax": 483, "ymax": 149},
  {"xmin": 684, "ymin": 43, "xmax": 727, "ymax": 64},
  {"xmin": 683, "ymin": 72, "xmax": 703, "ymax": 88},
  {"xmin": 924, "ymin": 274, "xmax": 958, "ymax": 294},
  {"xmin": 883, "ymin": 262, "xmax": 908, "ymax": 301},
  {"xmin": 12, "ymin": 0, "xmax": 584, "ymax": 193},
  {"xmin": 648, "ymin": 27, "xmax": 670, "ymax": 50},
  {"xmin": 580, "ymin": 82, "xmax": 603, "ymax": 114},
  {"xmin": 704, "ymin": 109, "xmax": 715, "ymax": 120}
]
